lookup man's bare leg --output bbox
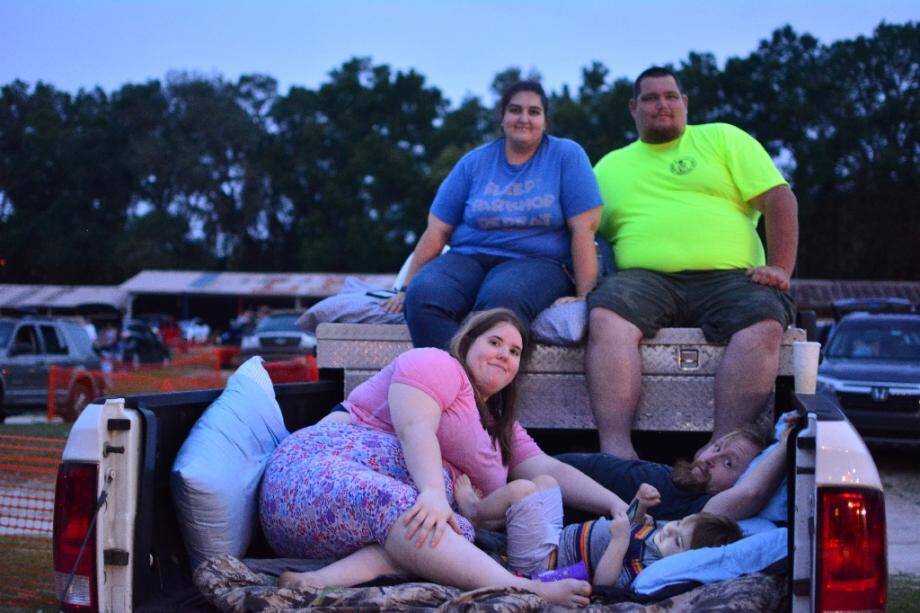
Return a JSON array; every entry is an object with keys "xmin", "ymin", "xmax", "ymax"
[
  {"xmin": 279, "ymin": 544, "xmax": 406, "ymax": 589},
  {"xmin": 711, "ymin": 320, "xmax": 784, "ymax": 442},
  {"xmin": 586, "ymin": 308, "xmax": 644, "ymax": 459}
]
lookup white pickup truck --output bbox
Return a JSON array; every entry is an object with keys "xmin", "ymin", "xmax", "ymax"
[{"xmin": 51, "ymin": 324, "xmax": 887, "ymax": 612}]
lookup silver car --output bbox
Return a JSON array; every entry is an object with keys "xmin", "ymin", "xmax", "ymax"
[
  {"xmin": 0, "ymin": 316, "xmax": 105, "ymax": 421},
  {"xmin": 239, "ymin": 311, "xmax": 316, "ymax": 362}
]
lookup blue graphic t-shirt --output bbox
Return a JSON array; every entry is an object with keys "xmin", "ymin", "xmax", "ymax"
[{"xmin": 430, "ymin": 135, "xmax": 602, "ymax": 262}]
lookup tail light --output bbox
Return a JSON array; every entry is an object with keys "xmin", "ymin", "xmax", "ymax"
[
  {"xmin": 53, "ymin": 462, "xmax": 99, "ymax": 612},
  {"xmin": 816, "ymin": 487, "xmax": 887, "ymax": 612}
]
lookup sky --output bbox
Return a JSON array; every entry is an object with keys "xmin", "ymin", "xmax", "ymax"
[{"xmin": 1, "ymin": 0, "xmax": 917, "ymax": 106}]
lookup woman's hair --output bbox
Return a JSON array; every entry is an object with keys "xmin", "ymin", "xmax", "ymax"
[
  {"xmin": 498, "ymin": 80, "xmax": 550, "ymax": 130},
  {"xmin": 687, "ymin": 512, "xmax": 743, "ymax": 549},
  {"xmin": 449, "ymin": 308, "xmax": 530, "ymax": 464}
]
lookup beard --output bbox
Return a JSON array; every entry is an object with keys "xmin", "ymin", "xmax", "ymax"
[
  {"xmin": 640, "ymin": 123, "xmax": 683, "ymax": 144},
  {"xmin": 671, "ymin": 458, "xmax": 710, "ymax": 493}
]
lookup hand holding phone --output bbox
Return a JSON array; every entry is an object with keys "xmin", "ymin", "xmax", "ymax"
[{"xmin": 626, "ymin": 498, "xmax": 639, "ymax": 523}]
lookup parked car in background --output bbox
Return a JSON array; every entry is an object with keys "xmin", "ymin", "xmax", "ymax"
[
  {"xmin": 831, "ymin": 297, "xmax": 914, "ymax": 320},
  {"xmin": 178, "ymin": 317, "xmax": 211, "ymax": 343},
  {"xmin": 239, "ymin": 310, "xmax": 316, "ymax": 362},
  {"xmin": 136, "ymin": 313, "xmax": 181, "ymax": 346},
  {"xmin": 0, "ymin": 315, "xmax": 105, "ymax": 421},
  {"xmin": 119, "ymin": 319, "xmax": 171, "ymax": 366},
  {"xmin": 817, "ymin": 310, "xmax": 920, "ymax": 444}
]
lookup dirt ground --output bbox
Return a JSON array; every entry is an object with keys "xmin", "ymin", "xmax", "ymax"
[{"xmin": 875, "ymin": 447, "xmax": 920, "ymax": 575}]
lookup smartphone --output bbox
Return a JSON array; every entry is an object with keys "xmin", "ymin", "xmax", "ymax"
[
  {"xmin": 626, "ymin": 498, "xmax": 639, "ymax": 523},
  {"xmin": 366, "ymin": 290, "xmax": 396, "ymax": 299}
]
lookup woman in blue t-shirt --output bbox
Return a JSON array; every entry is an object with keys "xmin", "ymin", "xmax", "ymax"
[{"xmin": 383, "ymin": 81, "xmax": 603, "ymax": 349}]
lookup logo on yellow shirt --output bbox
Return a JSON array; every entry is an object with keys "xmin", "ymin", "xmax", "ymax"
[{"xmin": 669, "ymin": 157, "xmax": 697, "ymax": 176}]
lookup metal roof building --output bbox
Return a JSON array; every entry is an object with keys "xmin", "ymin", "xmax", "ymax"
[
  {"xmin": 119, "ymin": 270, "xmax": 396, "ymax": 299},
  {"xmin": 0, "ymin": 284, "xmax": 129, "ymax": 313},
  {"xmin": 118, "ymin": 270, "xmax": 398, "ymax": 319}
]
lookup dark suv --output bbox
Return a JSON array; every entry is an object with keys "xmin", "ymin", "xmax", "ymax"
[
  {"xmin": 0, "ymin": 316, "xmax": 105, "ymax": 421},
  {"xmin": 817, "ymin": 311, "xmax": 920, "ymax": 444}
]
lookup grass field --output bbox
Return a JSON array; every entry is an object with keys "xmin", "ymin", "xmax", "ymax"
[
  {"xmin": 0, "ymin": 420, "xmax": 71, "ymax": 439},
  {"xmin": 0, "ymin": 535, "xmax": 58, "ymax": 611},
  {"xmin": 889, "ymin": 573, "xmax": 920, "ymax": 613}
]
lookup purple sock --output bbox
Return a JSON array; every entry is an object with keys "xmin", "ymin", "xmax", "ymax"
[{"xmin": 531, "ymin": 560, "xmax": 589, "ymax": 582}]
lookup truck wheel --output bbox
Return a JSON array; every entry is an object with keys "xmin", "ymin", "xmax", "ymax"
[{"xmin": 64, "ymin": 380, "xmax": 93, "ymax": 422}]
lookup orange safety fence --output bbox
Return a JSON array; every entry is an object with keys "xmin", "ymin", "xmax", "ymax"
[
  {"xmin": 0, "ymin": 434, "xmax": 66, "ymax": 609},
  {"xmin": 47, "ymin": 348, "xmax": 226, "ymax": 421},
  {"xmin": 47, "ymin": 349, "xmax": 316, "ymax": 420},
  {"xmin": 263, "ymin": 355, "xmax": 319, "ymax": 384}
]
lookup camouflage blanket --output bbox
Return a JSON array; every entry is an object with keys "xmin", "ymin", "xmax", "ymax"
[{"xmin": 193, "ymin": 555, "xmax": 787, "ymax": 612}]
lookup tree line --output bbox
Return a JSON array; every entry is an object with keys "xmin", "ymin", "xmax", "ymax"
[{"xmin": 0, "ymin": 22, "xmax": 916, "ymax": 284}]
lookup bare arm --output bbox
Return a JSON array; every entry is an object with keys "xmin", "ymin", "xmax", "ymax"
[
  {"xmin": 510, "ymin": 453, "xmax": 628, "ymax": 515},
  {"xmin": 592, "ymin": 511, "xmax": 630, "ymax": 587},
  {"xmin": 746, "ymin": 185, "xmax": 798, "ymax": 291},
  {"xmin": 388, "ymin": 382, "xmax": 460, "ymax": 546},
  {"xmin": 382, "ymin": 214, "xmax": 454, "ymax": 313},
  {"xmin": 554, "ymin": 207, "xmax": 602, "ymax": 305},
  {"xmin": 703, "ymin": 426, "xmax": 792, "ymax": 520}
]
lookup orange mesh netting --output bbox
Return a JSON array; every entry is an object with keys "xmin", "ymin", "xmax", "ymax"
[
  {"xmin": 0, "ymin": 434, "xmax": 65, "ymax": 608},
  {"xmin": 47, "ymin": 348, "xmax": 226, "ymax": 420}
]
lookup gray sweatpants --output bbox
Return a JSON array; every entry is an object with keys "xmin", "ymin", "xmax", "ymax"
[{"xmin": 505, "ymin": 486, "xmax": 564, "ymax": 576}]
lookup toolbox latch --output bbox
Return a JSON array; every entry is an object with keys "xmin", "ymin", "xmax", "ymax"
[{"xmin": 677, "ymin": 348, "xmax": 700, "ymax": 370}]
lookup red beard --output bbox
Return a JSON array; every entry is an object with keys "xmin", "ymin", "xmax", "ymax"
[{"xmin": 671, "ymin": 458, "xmax": 710, "ymax": 493}]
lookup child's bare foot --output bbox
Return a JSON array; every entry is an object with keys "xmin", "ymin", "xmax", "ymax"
[
  {"xmin": 454, "ymin": 474, "xmax": 480, "ymax": 522},
  {"xmin": 528, "ymin": 577, "xmax": 592, "ymax": 607},
  {"xmin": 278, "ymin": 570, "xmax": 327, "ymax": 590}
]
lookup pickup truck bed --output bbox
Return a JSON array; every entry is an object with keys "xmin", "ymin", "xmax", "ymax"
[
  {"xmin": 109, "ymin": 382, "xmax": 794, "ymax": 612},
  {"xmin": 126, "ymin": 382, "xmax": 343, "ymax": 611},
  {"xmin": 54, "ymin": 323, "xmax": 887, "ymax": 612}
]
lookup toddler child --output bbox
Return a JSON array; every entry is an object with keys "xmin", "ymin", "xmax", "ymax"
[{"xmin": 455, "ymin": 474, "xmax": 741, "ymax": 588}]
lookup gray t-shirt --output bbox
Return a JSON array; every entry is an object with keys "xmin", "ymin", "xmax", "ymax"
[{"xmin": 557, "ymin": 518, "xmax": 664, "ymax": 588}]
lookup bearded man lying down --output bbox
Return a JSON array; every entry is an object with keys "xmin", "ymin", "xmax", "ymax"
[{"xmin": 557, "ymin": 420, "xmax": 793, "ymax": 522}]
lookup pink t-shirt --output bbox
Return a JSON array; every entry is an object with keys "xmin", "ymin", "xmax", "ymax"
[{"xmin": 345, "ymin": 347, "xmax": 543, "ymax": 496}]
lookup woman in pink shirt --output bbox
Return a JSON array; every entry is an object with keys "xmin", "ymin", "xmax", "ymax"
[{"xmin": 259, "ymin": 308, "xmax": 627, "ymax": 606}]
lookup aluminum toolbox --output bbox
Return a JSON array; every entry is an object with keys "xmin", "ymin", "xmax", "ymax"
[{"xmin": 316, "ymin": 323, "xmax": 805, "ymax": 432}]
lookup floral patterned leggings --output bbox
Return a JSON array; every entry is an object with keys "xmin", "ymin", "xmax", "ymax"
[{"xmin": 259, "ymin": 421, "xmax": 475, "ymax": 559}]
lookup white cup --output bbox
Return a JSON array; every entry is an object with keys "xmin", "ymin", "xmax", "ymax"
[{"xmin": 793, "ymin": 341, "xmax": 821, "ymax": 394}]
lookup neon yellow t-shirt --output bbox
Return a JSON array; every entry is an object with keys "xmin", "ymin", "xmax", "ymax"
[{"xmin": 594, "ymin": 123, "xmax": 787, "ymax": 272}]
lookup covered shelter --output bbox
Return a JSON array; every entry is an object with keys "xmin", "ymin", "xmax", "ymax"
[
  {"xmin": 118, "ymin": 270, "xmax": 397, "ymax": 328},
  {"xmin": 0, "ymin": 284, "xmax": 128, "ymax": 321}
]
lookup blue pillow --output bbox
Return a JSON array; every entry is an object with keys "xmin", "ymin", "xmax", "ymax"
[
  {"xmin": 631, "ymin": 527, "xmax": 787, "ymax": 595},
  {"xmin": 736, "ymin": 443, "xmax": 787, "ymax": 522},
  {"xmin": 171, "ymin": 357, "xmax": 290, "ymax": 568},
  {"xmin": 733, "ymin": 411, "xmax": 794, "ymax": 523}
]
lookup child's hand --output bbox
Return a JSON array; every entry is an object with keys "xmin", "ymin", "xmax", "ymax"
[
  {"xmin": 608, "ymin": 510, "xmax": 630, "ymax": 540},
  {"xmin": 635, "ymin": 483, "xmax": 661, "ymax": 509}
]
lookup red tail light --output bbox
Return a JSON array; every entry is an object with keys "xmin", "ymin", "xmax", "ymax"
[
  {"xmin": 816, "ymin": 487, "xmax": 887, "ymax": 612},
  {"xmin": 53, "ymin": 462, "xmax": 99, "ymax": 612}
]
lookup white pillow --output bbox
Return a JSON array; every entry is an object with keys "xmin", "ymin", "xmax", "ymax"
[
  {"xmin": 531, "ymin": 301, "xmax": 587, "ymax": 345},
  {"xmin": 171, "ymin": 357, "xmax": 290, "ymax": 568}
]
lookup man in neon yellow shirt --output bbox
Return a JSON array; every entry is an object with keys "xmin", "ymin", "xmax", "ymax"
[{"xmin": 586, "ymin": 67, "xmax": 798, "ymax": 460}]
